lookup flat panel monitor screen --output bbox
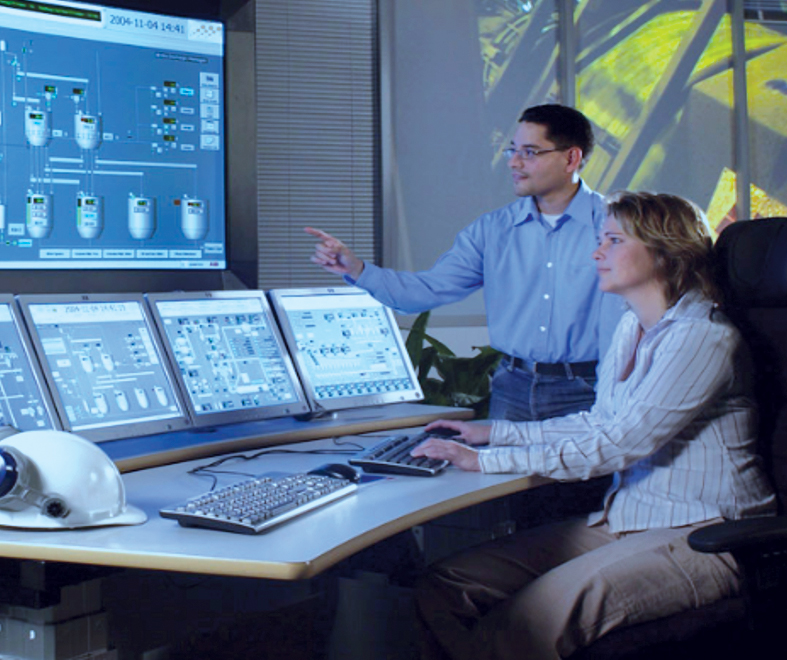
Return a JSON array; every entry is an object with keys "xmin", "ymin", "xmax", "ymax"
[
  {"xmin": 268, "ymin": 287, "xmax": 423, "ymax": 413},
  {"xmin": 0, "ymin": 1, "xmax": 225, "ymax": 270},
  {"xmin": 17, "ymin": 293, "xmax": 190, "ymax": 442},
  {"xmin": 146, "ymin": 290, "xmax": 310, "ymax": 426},
  {"xmin": 0, "ymin": 295, "xmax": 59, "ymax": 431}
]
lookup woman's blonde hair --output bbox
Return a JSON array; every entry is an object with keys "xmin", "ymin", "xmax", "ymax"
[{"xmin": 605, "ymin": 191, "xmax": 718, "ymax": 306}]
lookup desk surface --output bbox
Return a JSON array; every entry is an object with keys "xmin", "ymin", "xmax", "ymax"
[
  {"xmin": 104, "ymin": 403, "xmax": 474, "ymax": 473},
  {"xmin": 0, "ymin": 434, "xmax": 534, "ymax": 580}
]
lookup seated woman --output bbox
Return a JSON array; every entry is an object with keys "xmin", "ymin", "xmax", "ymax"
[{"xmin": 411, "ymin": 191, "xmax": 776, "ymax": 660}]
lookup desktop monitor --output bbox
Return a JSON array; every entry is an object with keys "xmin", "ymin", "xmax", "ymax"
[
  {"xmin": 0, "ymin": 295, "xmax": 60, "ymax": 431},
  {"xmin": 145, "ymin": 290, "xmax": 310, "ymax": 427},
  {"xmin": 268, "ymin": 287, "xmax": 424, "ymax": 414},
  {"xmin": 16, "ymin": 293, "xmax": 191, "ymax": 442},
  {"xmin": 0, "ymin": 0, "xmax": 225, "ymax": 272}
]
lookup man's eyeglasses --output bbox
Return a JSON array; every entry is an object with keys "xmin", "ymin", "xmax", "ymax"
[{"xmin": 503, "ymin": 146, "xmax": 568, "ymax": 160}]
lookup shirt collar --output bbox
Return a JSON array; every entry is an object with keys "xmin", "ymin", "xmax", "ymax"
[
  {"xmin": 513, "ymin": 179, "xmax": 596, "ymax": 227},
  {"xmin": 648, "ymin": 289, "xmax": 715, "ymax": 333}
]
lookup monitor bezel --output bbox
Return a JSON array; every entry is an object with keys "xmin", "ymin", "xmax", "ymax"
[
  {"xmin": 145, "ymin": 289, "xmax": 311, "ymax": 427},
  {"xmin": 16, "ymin": 292, "xmax": 192, "ymax": 442},
  {"xmin": 0, "ymin": 294, "xmax": 61, "ymax": 432},
  {"xmin": 268, "ymin": 286, "xmax": 424, "ymax": 413}
]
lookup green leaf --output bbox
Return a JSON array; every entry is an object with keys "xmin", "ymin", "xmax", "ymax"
[
  {"xmin": 451, "ymin": 392, "xmax": 486, "ymax": 407},
  {"xmin": 424, "ymin": 332, "xmax": 455, "ymax": 357},
  {"xmin": 417, "ymin": 345, "xmax": 437, "ymax": 381},
  {"xmin": 405, "ymin": 311, "xmax": 431, "ymax": 369}
]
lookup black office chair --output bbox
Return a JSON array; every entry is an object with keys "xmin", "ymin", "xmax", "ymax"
[{"xmin": 573, "ymin": 217, "xmax": 787, "ymax": 659}]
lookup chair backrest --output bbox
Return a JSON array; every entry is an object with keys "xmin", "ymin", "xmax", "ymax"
[{"xmin": 715, "ymin": 217, "xmax": 787, "ymax": 513}]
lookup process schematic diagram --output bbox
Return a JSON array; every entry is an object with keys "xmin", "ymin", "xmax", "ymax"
[
  {"xmin": 0, "ymin": 1, "xmax": 226, "ymax": 269},
  {"xmin": 290, "ymin": 304, "xmax": 417, "ymax": 401}
]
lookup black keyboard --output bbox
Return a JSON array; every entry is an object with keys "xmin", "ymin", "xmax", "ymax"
[
  {"xmin": 350, "ymin": 432, "xmax": 450, "ymax": 476},
  {"xmin": 160, "ymin": 472, "xmax": 357, "ymax": 534}
]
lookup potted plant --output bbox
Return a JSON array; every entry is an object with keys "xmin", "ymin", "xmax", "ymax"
[{"xmin": 404, "ymin": 311, "xmax": 502, "ymax": 418}]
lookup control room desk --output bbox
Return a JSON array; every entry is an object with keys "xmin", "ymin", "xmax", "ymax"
[
  {"xmin": 0, "ymin": 421, "xmax": 538, "ymax": 581},
  {"xmin": 102, "ymin": 402, "xmax": 476, "ymax": 473}
]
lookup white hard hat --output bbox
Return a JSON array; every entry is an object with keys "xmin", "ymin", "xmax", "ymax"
[{"xmin": 0, "ymin": 429, "xmax": 147, "ymax": 529}]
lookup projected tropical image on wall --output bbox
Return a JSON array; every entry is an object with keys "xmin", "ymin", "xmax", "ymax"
[{"xmin": 474, "ymin": 0, "xmax": 787, "ymax": 233}]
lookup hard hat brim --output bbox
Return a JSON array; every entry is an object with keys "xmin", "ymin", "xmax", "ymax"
[{"xmin": 0, "ymin": 503, "xmax": 148, "ymax": 530}]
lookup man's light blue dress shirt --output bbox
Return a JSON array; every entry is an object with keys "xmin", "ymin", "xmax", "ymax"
[{"xmin": 351, "ymin": 180, "xmax": 620, "ymax": 364}]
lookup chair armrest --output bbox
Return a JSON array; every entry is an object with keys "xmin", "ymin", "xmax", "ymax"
[{"xmin": 689, "ymin": 517, "xmax": 787, "ymax": 554}]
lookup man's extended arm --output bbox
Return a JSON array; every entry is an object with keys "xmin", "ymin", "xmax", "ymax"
[{"xmin": 305, "ymin": 222, "xmax": 486, "ymax": 314}]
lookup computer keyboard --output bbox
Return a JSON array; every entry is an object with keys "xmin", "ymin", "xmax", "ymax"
[
  {"xmin": 160, "ymin": 472, "xmax": 358, "ymax": 534},
  {"xmin": 349, "ymin": 432, "xmax": 450, "ymax": 476}
]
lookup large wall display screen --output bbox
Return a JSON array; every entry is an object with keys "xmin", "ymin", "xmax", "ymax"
[{"xmin": 0, "ymin": 0, "xmax": 225, "ymax": 270}]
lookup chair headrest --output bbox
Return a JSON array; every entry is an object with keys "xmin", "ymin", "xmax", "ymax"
[{"xmin": 715, "ymin": 217, "xmax": 787, "ymax": 308}]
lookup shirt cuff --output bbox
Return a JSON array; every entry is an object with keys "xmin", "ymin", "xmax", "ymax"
[
  {"xmin": 346, "ymin": 261, "xmax": 376, "ymax": 288},
  {"xmin": 479, "ymin": 447, "xmax": 533, "ymax": 474}
]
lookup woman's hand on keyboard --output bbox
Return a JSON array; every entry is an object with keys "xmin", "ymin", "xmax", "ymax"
[
  {"xmin": 411, "ymin": 437, "xmax": 481, "ymax": 472},
  {"xmin": 424, "ymin": 420, "xmax": 491, "ymax": 446}
]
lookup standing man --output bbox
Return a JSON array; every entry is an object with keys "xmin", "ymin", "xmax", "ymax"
[{"xmin": 308, "ymin": 104, "xmax": 620, "ymax": 423}]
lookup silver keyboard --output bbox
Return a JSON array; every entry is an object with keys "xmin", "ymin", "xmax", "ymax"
[
  {"xmin": 160, "ymin": 472, "xmax": 357, "ymax": 534},
  {"xmin": 349, "ymin": 432, "xmax": 449, "ymax": 476}
]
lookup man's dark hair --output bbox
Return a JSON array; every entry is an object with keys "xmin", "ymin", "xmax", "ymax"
[{"xmin": 519, "ymin": 104, "xmax": 594, "ymax": 165}]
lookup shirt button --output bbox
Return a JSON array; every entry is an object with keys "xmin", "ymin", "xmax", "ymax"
[
  {"xmin": 540, "ymin": 326, "xmax": 546, "ymax": 332},
  {"xmin": 543, "ymin": 294, "xmax": 550, "ymax": 300},
  {"xmin": 546, "ymin": 262, "xmax": 553, "ymax": 268}
]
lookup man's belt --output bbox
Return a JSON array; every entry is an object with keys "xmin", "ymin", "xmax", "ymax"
[{"xmin": 503, "ymin": 356, "xmax": 598, "ymax": 379}]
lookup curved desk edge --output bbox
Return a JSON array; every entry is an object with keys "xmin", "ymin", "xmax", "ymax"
[
  {"xmin": 0, "ymin": 474, "xmax": 544, "ymax": 581},
  {"xmin": 304, "ymin": 474, "xmax": 545, "ymax": 580},
  {"xmin": 105, "ymin": 403, "xmax": 474, "ymax": 473}
]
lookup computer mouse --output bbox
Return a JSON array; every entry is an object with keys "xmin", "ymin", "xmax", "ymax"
[
  {"xmin": 427, "ymin": 426, "xmax": 462, "ymax": 439},
  {"xmin": 308, "ymin": 463, "xmax": 361, "ymax": 483}
]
